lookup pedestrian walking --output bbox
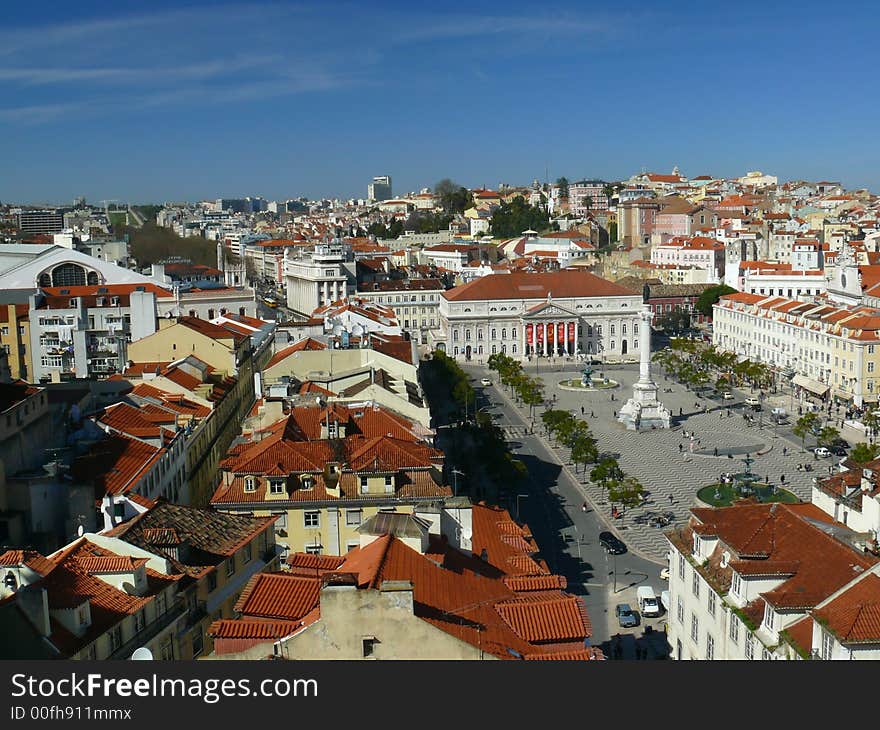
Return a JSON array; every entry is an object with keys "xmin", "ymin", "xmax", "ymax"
[
  {"xmin": 679, "ymin": 407, "xmax": 684, "ymax": 417},
  {"xmin": 679, "ymin": 443, "xmax": 683, "ymax": 453},
  {"xmin": 613, "ymin": 410, "xmax": 617, "ymax": 417},
  {"xmin": 669, "ymin": 493, "xmax": 674, "ymax": 504},
  {"xmin": 780, "ymin": 474, "xmax": 786, "ymax": 484},
  {"xmin": 714, "ymin": 446, "xmax": 718, "ymax": 456},
  {"xmin": 783, "ymin": 446, "xmax": 787, "ymax": 456},
  {"xmin": 581, "ymin": 406, "xmax": 585, "ymax": 415},
  {"xmin": 591, "ymin": 410, "xmax": 595, "ymax": 418}
]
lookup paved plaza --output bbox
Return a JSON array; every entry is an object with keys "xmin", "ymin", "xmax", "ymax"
[{"xmin": 474, "ymin": 359, "xmax": 830, "ymax": 560}]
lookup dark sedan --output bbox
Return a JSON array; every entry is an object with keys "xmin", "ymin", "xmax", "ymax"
[
  {"xmin": 599, "ymin": 531, "xmax": 627, "ymax": 555},
  {"xmin": 615, "ymin": 603, "xmax": 639, "ymax": 628}
]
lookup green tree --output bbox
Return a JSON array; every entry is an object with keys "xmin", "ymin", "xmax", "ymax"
[
  {"xmin": 434, "ymin": 179, "xmax": 472, "ymax": 214},
  {"xmin": 655, "ymin": 306, "xmax": 692, "ymax": 334},
  {"xmin": 541, "ymin": 409, "xmax": 572, "ymax": 439},
  {"xmin": 582, "ymin": 195, "xmax": 593, "ymax": 212},
  {"xmin": 489, "ymin": 196, "xmax": 551, "ymax": 238},
  {"xmin": 862, "ymin": 409, "xmax": 880, "ymax": 443},
  {"xmin": 571, "ymin": 432, "xmax": 599, "ymax": 473},
  {"xmin": 602, "ymin": 183, "xmax": 616, "ymax": 208},
  {"xmin": 608, "ymin": 476, "xmax": 646, "ymax": 514},
  {"xmin": 793, "ymin": 412, "xmax": 821, "ymax": 451},
  {"xmin": 556, "ymin": 177, "xmax": 569, "ymax": 198},
  {"xmin": 695, "ymin": 284, "xmax": 737, "ymax": 318},
  {"xmin": 817, "ymin": 425, "xmax": 841, "ymax": 449},
  {"xmin": 849, "ymin": 442, "xmax": 880, "ymax": 464},
  {"xmin": 608, "ymin": 220, "xmax": 618, "ymax": 243},
  {"xmin": 590, "ymin": 457, "xmax": 623, "ymax": 498}
]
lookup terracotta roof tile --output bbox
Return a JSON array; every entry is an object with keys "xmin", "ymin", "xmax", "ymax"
[{"xmin": 813, "ymin": 573, "xmax": 880, "ymax": 644}]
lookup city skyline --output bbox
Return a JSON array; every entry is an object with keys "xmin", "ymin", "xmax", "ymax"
[{"xmin": 2, "ymin": 0, "xmax": 879, "ymax": 203}]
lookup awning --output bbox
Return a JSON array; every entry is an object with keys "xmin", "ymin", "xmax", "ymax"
[{"xmin": 792, "ymin": 374, "xmax": 830, "ymax": 396}]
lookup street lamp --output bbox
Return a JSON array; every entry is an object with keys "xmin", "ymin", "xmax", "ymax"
[{"xmin": 451, "ymin": 468, "xmax": 465, "ymax": 497}]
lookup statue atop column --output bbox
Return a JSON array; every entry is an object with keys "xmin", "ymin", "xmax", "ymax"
[{"xmin": 617, "ymin": 304, "xmax": 671, "ymax": 430}]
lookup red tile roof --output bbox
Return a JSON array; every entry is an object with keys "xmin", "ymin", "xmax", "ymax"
[
  {"xmin": 177, "ymin": 316, "xmax": 245, "ymax": 344},
  {"xmin": 812, "ymin": 573, "xmax": 880, "ymax": 644},
  {"xmin": 689, "ymin": 502, "xmax": 877, "ymax": 610},
  {"xmin": 234, "ymin": 573, "xmax": 321, "ymax": 620},
  {"xmin": 265, "ymin": 338, "xmax": 327, "ymax": 369},
  {"xmin": 206, "ymin": 502, "xmax": 596, "ymax": 660},
  {"xmin": 70, "ymin": 433, "xmax": 163, "ymax": 497},
  {"xmin": 443, "ymin": 270, "xmax": 637, "ymax": 302}
]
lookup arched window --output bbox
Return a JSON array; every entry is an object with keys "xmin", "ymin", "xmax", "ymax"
[
  {"xmin": 51, "ymin": 263, "xmax": 87, "ymax": 287},
  {"xmin": 38, "ymin": 273, "xmax": 50, "ymax": 288},
  {"xmin": 501, "ymin": 328, "xmax": 507, "ymax": 340},
  {"xmin": 491, "ymin": 328, "xmax": 497, "ymax": 340},
  {"xmin": 86, "ymin": 271, "xmax": 99, "ymax": 285}
]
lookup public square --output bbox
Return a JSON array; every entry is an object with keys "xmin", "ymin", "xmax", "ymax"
[{"xmin": 464, "ymin": 357, "xmax": 828, "ymax": 561}]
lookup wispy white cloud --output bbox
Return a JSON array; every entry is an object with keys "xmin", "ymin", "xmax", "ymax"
[
  {"xmin": 0, "ymin": 55, "xmax": 282, "ymax": 86},
  {"xmin": 0, "ymin": 102, "xmax": 82, "ymax": 123},
  {"xmin": 394, "ymin": 14, "xmax": 609, "ymax": 43}
]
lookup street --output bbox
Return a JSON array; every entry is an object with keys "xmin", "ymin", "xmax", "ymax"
[{"xmin": 460, "ymin": 362, "xmax": 670, "ymax": 657}]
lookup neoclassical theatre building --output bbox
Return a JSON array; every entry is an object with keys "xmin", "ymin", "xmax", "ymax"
[{"xmin": 437, "ymin": 270, "xmax": 643, "ymax": 362}]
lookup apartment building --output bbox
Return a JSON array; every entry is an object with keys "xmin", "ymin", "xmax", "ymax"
[
  {"xmin": 29, "ymin": 284, "xmax": 166, "ymax": 382},
  {"xmin": 99, "ymin": 497, "xmax": 278, "ymax": 658},
  {"xmin": 665, "ymin": 501, "xmax": 880, "ymax": 660},
  {"xmin": 0, "ymin": 498, "xmax": 277, "ymax": 660},
  {"xmin": 356, "ymin": 278, "xmax": 445, "ymax": 345},
  {"xmin": 713, "ymin": 292, "xmax": 880, "ymax": 405},
  {"xmin": 207, "ymin": 503, "xmax": 601, "ymax": 661},
  {"xmin": 210, "ymin": 402, "xmax": 451, "ymax": 558},
  {"xmin": 283, "ymin": 243, "xmax": 355, "ymax": 316}
]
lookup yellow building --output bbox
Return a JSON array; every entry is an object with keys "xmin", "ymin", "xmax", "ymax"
[
  {"xmin": 0, "ymin": 303, "xmax": 32, "ymax": 381},
  {"xmin": 210, "ymin": 402, "xmax": 451, "ymax": 556},
  {"xmin": 713, "ymin": 292, "xmax": 880, "ymax": 406}
]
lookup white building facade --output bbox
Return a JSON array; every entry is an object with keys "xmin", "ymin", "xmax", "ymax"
[{"xmin": 438, "ymin": 270, "xmax": 642, "ymax": 362}]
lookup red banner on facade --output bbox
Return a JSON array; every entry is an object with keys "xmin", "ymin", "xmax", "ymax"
[
  {"xmin": 526, "ymin": 323, "xmax": 534, "ymax": 345},
  {"xmin": 567, "ymin": 321, "xmax": 575, "ymax": 342},
  {"xmin": 548, "ymin": 324, "xmax": 555, "ymax": 343},
  {"xmin": 536, "ymin": 324, "xmax": 544, "ymax": 342},
  {"xmin": 557, "ymin": 322, "xmax": 565, "ymax": 343}
]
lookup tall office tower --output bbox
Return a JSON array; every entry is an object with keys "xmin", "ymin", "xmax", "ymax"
[{"xmin": 368, "ymin": 176, "xmax": 392, "ymax": 202}]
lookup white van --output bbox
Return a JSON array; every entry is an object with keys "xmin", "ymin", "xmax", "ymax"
[{"xmin": 637, "ymin": 586, "xmax": 661, "ymax": 617}]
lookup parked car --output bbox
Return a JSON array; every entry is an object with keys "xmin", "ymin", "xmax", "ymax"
[
  {"xmin": 637, "ymin": 586, "xmax": 661, "ymax": 617},
  {"xmin": 745, "ymin": 396, "xmax": 760, "ymax": 407},
  {"xmin": 814, "ymin": 446, "xmax": 831, "ymax": 458},
  {"xmin": 615, "ymin": 603, "xmax": 639, "ymax": 628},
  {"xmin": 721, "ymin": 391, "xmax": 734, "ymax": 400},
  {"xmin": 480, "ymin": 377, "xmax": 492, "ymax": 387},
  {"xmin": 660, "ymin": 590, "xmax": 670, "ymax": 613},
  {"xmin": 598, "ymin": 531, "xmax": 627, "ymax": 555},
  {"xmin": 829, "ymin": 445, "xmax": 849, "ymax": 456}
]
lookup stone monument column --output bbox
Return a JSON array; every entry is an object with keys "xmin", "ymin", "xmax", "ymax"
[{"xmin": 617, "ymin": 304, "xmax": 671, "ymax": 430}]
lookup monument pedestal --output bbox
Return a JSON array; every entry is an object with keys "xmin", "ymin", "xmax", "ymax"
[
  {"xmin": 617, "ymin": 381, "xmax": 671, "ymax": 431},
  {"xmin": 617, "ymin": 303, "xmax": 671, "ymax": 431}
]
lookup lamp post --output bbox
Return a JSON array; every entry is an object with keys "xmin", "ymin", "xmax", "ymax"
[{"xmin": 451, "ymin": 468, "xmax": 465, "ymax": 497}]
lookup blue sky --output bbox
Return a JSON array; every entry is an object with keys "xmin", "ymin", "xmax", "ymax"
[{"xmin": 2, "ymin": 0, "xmax": 879, "ymax": 204}]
